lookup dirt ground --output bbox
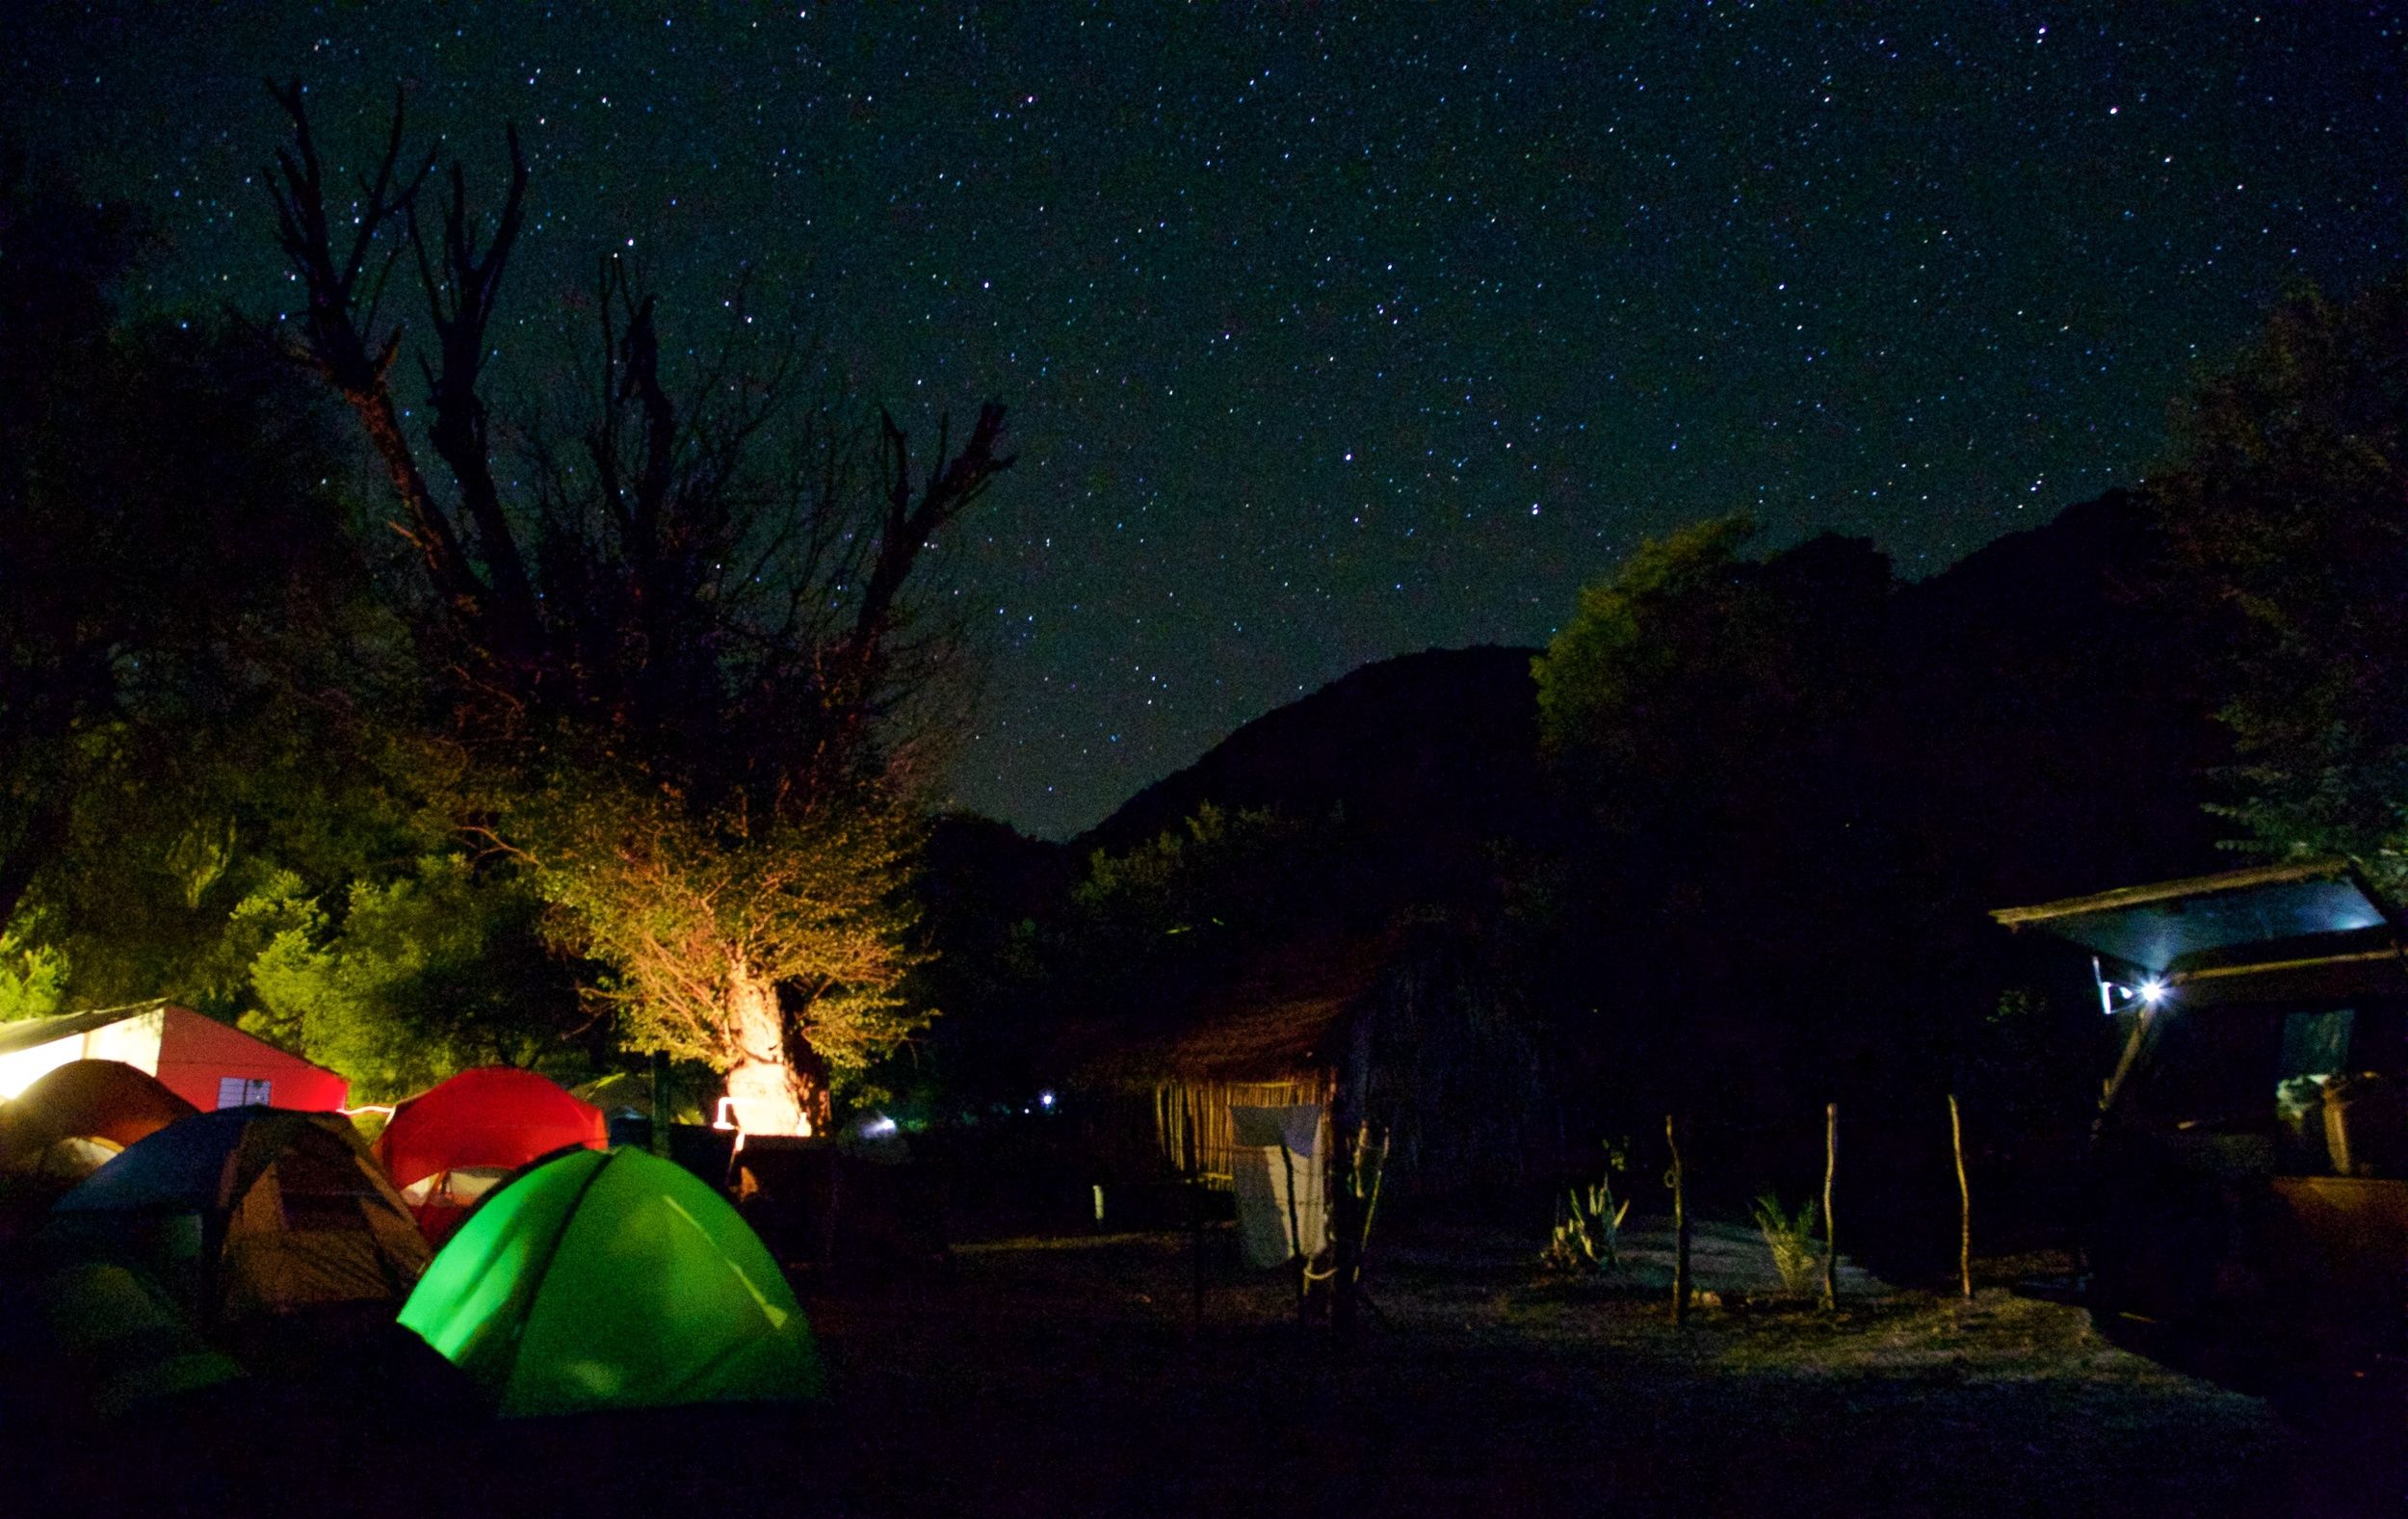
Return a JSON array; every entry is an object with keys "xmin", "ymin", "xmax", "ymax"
[
  {"xmin": 802, "ymin": 1220, "xmax": 2399, "ymax": 1518},
  {"xmin": 12, "ymin": 1218, "xmax": 2401, "ymax": 1517}
]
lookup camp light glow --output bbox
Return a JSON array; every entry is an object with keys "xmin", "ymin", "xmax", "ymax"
[
  {"xmin": 2098, "ymin": 981, "xmax": 2168, "ymax": 1012},
  {"xmin": 2089, "ymin": 955, "xmax": 2173, "ymax": 1016}
]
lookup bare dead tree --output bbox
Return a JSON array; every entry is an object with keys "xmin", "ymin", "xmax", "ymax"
[{"xmin": 262, "ymin": 84, "xmax": 1015, "ymax": 1132}]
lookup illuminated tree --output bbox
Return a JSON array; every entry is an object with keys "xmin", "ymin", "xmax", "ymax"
[{"xmin": 263, "ymin": 87, "xmax": 1013, "ymax": 1131}]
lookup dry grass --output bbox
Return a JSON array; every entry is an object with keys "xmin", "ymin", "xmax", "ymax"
[{"xmin": 5, "ymin": 1224, "xmax": 2389, "ymax": 1518}]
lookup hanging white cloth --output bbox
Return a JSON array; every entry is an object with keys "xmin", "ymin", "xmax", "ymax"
[{"xmin": 1228, "ymin": 1103, "xmax": 1326, "ymax": 1269}]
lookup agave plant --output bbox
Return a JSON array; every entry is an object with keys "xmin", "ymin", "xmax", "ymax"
[
  {"xmin": 1543, "ymin": 1140, "xmax": 1632, "ymax": 1273},
  {"xmin": 1751, "ymin": 1192, "xmax": 1823, "ymax": 1295}
]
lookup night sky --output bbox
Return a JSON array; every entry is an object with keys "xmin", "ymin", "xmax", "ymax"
[{"xmin": 11, "ymin": 4, "xmax": 2400, "ymax": 837}]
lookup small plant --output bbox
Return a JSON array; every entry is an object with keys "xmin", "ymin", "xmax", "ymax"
[
  {"xmin": 1751, "ymin": 1192, "xmax": 1823, "ymax": 1296},
  {"xmin": 1543, "ymin": 1140, "xmax": 1631, "ymax": 1273}
]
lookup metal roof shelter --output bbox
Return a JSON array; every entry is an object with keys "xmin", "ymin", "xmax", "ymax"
[{"xmin": 1991, "ymin": 859, "xmax": 2395, "ymax": 977}]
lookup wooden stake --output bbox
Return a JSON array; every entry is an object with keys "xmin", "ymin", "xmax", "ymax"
[
  {"xmin": 1667, "ymin": 1113, "xmax": 1689, "ymax": 1325},
  {"xmin": 1191, "ymin": 1177, "xmax": 1207, "ymax": 1330},
  {"xmin": 1950, "ymin": 1092, "xmax": 1972, "ymax": 1300},
  {"xmin": 1332, "ymin": 1122, "xmax": 1359, "ymax": 1343},
  {"xmin": 1187, "ymin": 1092, "xmax": 1205, "ymax": 1332},
  {"xmin": 1820, "ymin": 1102, "xmax": 1838, "ymax": 1311}
]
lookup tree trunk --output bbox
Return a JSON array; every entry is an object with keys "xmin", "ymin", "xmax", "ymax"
[{"xmin": 722, "ymin": 957, "xmax": 812, "ymax": 1136}]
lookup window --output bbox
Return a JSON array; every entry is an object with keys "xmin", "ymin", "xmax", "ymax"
[
  {"xmin": 2279, "ymin": 1008, "xmax": 2355, "ymax": 1081},
  {"xmin": 216, "ymin": 1076, "xmax": 272, "ymax": 1110}
]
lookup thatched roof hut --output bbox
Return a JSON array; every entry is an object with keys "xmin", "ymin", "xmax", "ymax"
[{"xmin": 1073, "ymin": 923, "xmax": 1547, "ymax": 1203}]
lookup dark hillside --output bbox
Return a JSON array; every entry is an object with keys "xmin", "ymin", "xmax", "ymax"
[
  {"xmin": 1887, "ymin": 488, "xmax": 2228, "ymax": 907},
  {"xmin": 1076, "ymin": 644, "xmax": 1543, "ymax": 862}
]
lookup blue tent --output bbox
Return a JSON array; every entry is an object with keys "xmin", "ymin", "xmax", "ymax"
[{"xmin": 48, "ymin": 1108, "xmax": 430, "ymax": 1320}]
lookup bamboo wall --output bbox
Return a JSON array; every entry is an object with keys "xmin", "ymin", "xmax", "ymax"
[{"xmin": 1153, "ymin": 1073, "xmax": 1332, "ymax": 1185}]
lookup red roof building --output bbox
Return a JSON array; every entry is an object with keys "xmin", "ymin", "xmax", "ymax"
[{"xmin": 0, "ymin": 1001, "xmax": 348, "ymax": 1113}]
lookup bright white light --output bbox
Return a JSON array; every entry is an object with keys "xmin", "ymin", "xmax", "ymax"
[
  {"xmin": 862, "ymin": 1114, "xmax": 898, "ymax": 1138},
  {"xmin": 2140, "ymin": 979, "xmax": 2166, "ymax": 1007},
  {"xmin": 1038, "ymin": 1089, "xmax": 1056, "ymax": 1111}
]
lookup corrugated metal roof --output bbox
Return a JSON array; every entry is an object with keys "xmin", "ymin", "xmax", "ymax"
[{"xmin": 1991, "ymin": 859, "xmax": 2392, "ymax": 973}]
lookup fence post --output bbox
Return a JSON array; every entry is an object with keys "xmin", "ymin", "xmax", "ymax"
[
  {"xmin": 1950, "ymin": 1093, "xmax": 1972, "ymax": 1300},
  {"xmin": 1667, "ymin": 1113, "xmax": 1689, "ymax": 1325},
  {"xmin": 1820, "ymin": 1102, "xmax": 1839, "ymax": 1311}
]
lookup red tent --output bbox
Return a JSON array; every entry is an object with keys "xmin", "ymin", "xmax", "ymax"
[{"xmin": 374, "ymin": 1068, "xmax": 607, "ymax": 1244}]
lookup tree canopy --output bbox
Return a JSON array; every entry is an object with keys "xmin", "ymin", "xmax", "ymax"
[{"xmin": 2151, "ymin": 276, "xmax": 2408, "ymax": 884}]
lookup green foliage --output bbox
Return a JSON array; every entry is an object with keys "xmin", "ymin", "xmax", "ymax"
[
  {"xmin": 0, "ymin": 916, "xmax": 68, "ymax": 1022},
  {"xmin": 2151, "ymin": 276, "xmax": 2408, "ymax": 883},
  {"xmin": 1751, "ymin": 1192, "xmax": 1824, "ymax": 1296},
  {"xmin": 1074, "ymin": 801, "xmax": 1305, "ymax": 937},
  {"xmin": 4, "ymin": 145, "xmax": 982, "ymax": 1120},
  {"xmin": 0, "ymin": 163, "xmax": 519, "ymax": 1074},
  {"xmin": 1053, "ymin": 802, "xmax": 1322, "ymax": 1010},
  {"xmin": 1959, "ymin": 987, "xmax": 2098, "ymax": 1144},
  {"xmin": 1543, "ymin": 1140, "xmax": 1632, "ymax": 1274},
  {"xmin": 1533, "ymin": 519, "xmax": 1892, "ymax": 827},
  {"xmin": 242, "ymin": 855, "xmax": 582, "ymax": 1103},
  {"xmin": 1534, "ymin": 516, "xmax": 1761, "ymax": 777},
  {"xmin": 1528, "ymin": 519, "xmax": 1898, "ymax": 1122}
]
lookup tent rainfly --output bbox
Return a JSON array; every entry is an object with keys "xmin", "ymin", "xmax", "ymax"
[
  {"xmin": 399, "ymin": 1146, "xmax": 824, "ymax": 1417},
  {"xmin": 374, "ymin": 1067, "xmax": 608, "ymax": 1244},
  {"xmin": 0, "ymin": 1060, "xmax": 196, "ymax": 1178}
]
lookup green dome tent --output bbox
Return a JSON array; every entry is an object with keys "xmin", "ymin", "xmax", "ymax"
[{"xmin": 397, "ymin": 1147, "xmax": 823, "ymax": 1417}]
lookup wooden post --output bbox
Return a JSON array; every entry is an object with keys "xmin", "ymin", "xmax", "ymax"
[
  {"xmin": 1820, "ymin": 1102, "xmax": 1838, "ymax": 1311},
  {"xmin": 1332, "ymin": 1123, "xmax": 1363, "ymax": 1343},
  {"xmin": 1186, "ymin": 1092, "xmax": 1206, "ymax": 1332},
  {"xmin": 1950, "ymin": 1092, "xmax": 1972, "ymax": 1300},
  {"xmin": 1191, "ymin": 1176, "xmax": 1207, "ymax": 1329},
  {"xmin": 1666, "ymin": 1113, "xmax": 1689, "ymax": 1325}
]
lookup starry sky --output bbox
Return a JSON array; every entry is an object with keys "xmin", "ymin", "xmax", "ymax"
[{"xmin": 11, "ymin": 4, "xmax": 2401, "ymax": 837}]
